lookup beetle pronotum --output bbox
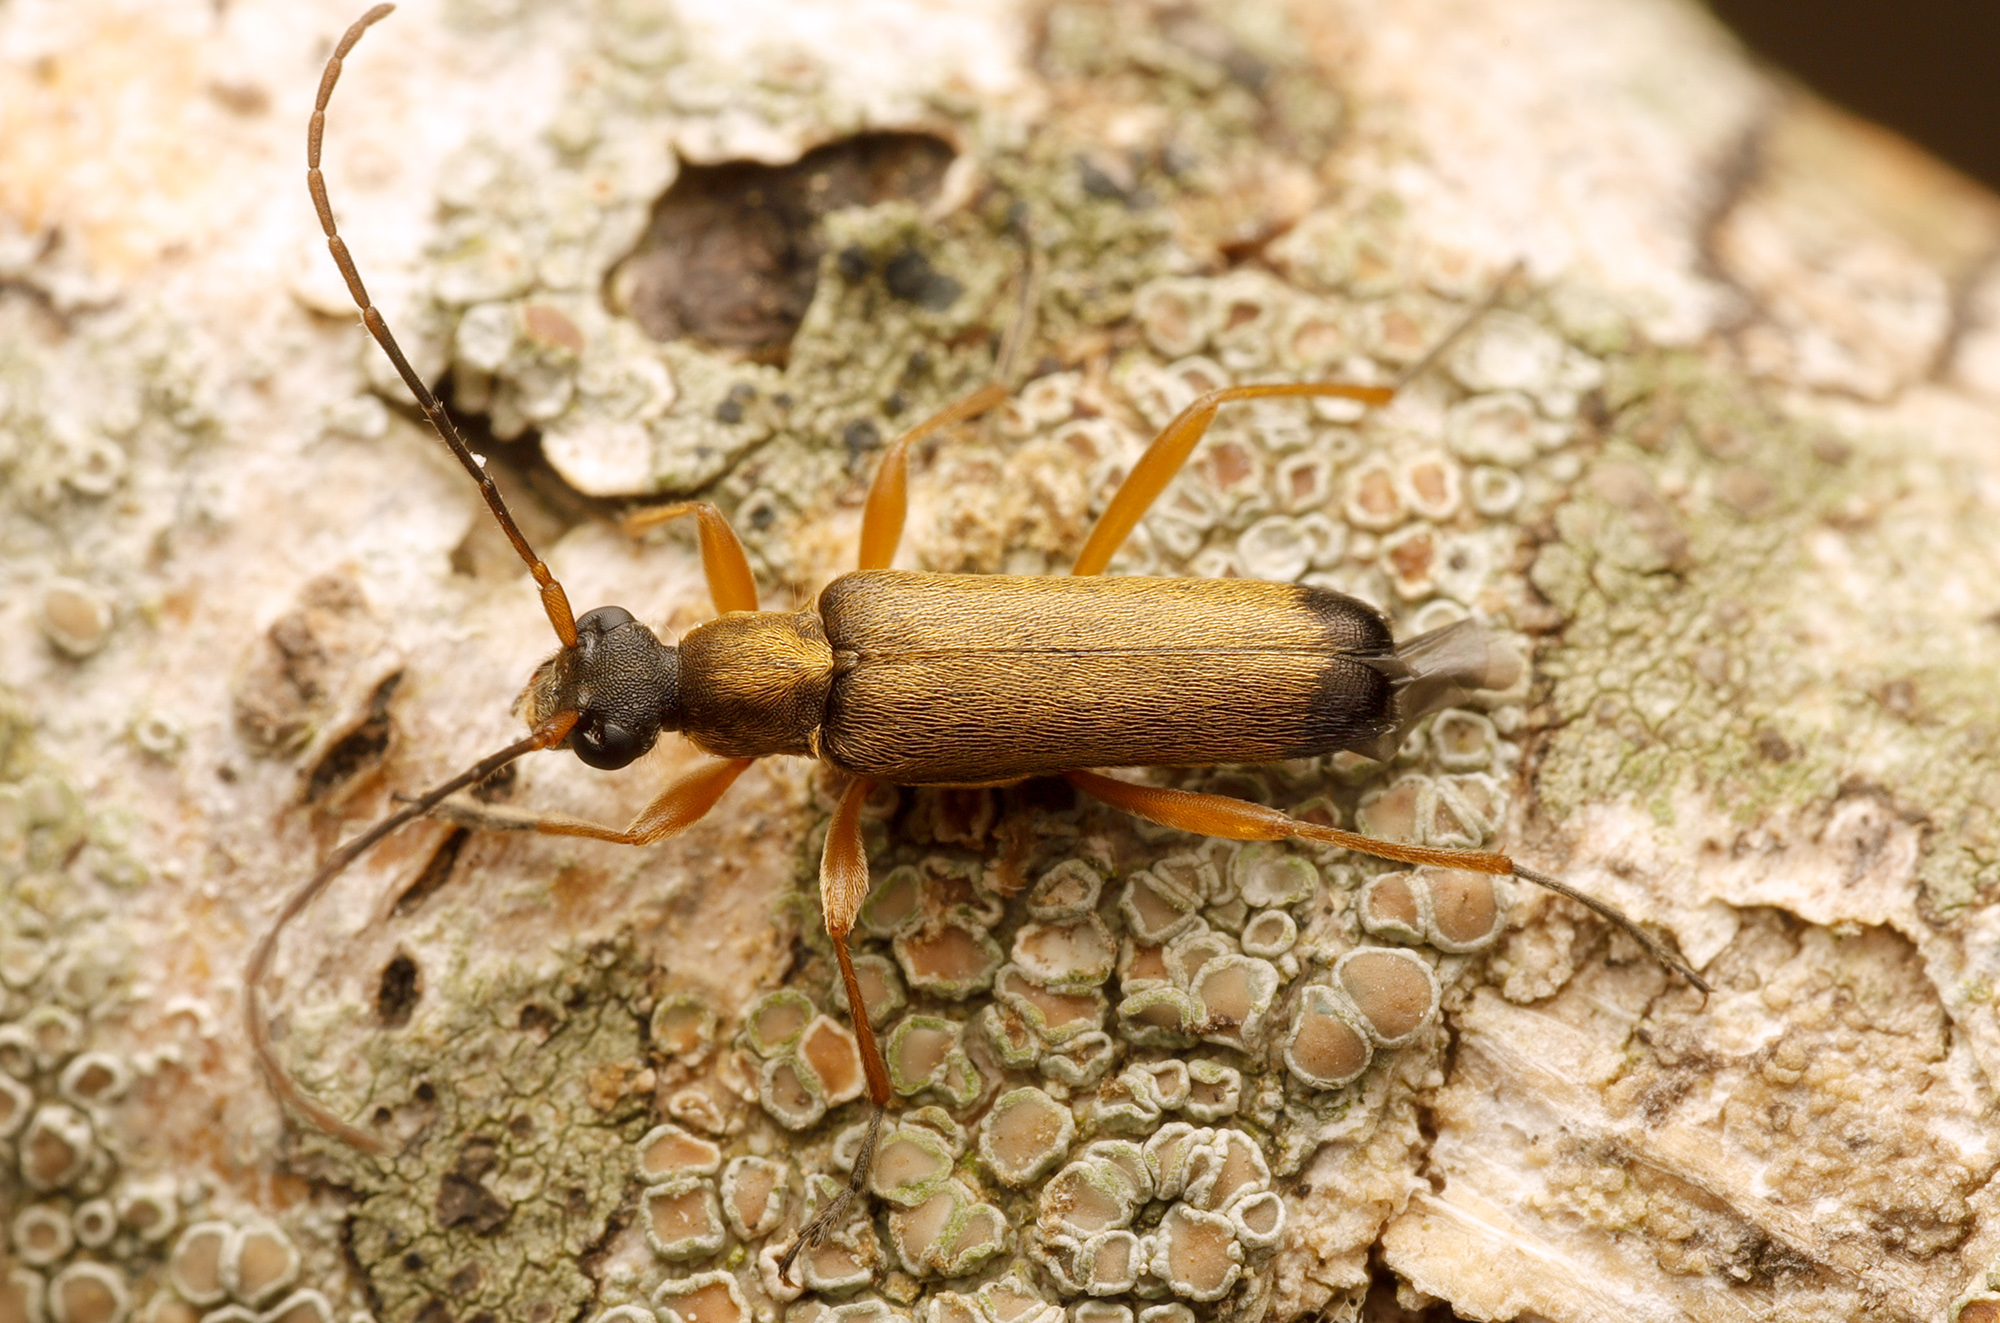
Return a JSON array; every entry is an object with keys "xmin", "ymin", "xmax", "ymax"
[{"xmin": 249, "ymin": 1, "xmax": 1709, "ymax": 1277}]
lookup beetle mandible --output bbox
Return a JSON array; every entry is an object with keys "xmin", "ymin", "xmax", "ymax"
[{"xmin": 248, "ymin": 1, "xmax": 1709, "ymax": 1276}]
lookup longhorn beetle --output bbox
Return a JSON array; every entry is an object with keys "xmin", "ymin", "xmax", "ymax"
[{"xmin": 248, "ymin": 2, "xmax": 1709, "ymax": 1278}]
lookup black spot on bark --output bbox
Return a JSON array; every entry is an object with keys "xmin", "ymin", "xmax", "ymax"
[
  {"xmin": 712, "ymin": 381, "xmax": 758, "ymax": 425},
  {"xmin": 842, "ymin": 419, "xmax": 882, "ymax": 454},
  {"xmin": 836, "ymin": 246, "xmax": 873, "ymax": 282},
  {"xmin": 376, "ymin": 953, "xmax": 420, "ymax": 1028},
  {"xmin": 1754, "ymin": 727, "xmax": 1796, "ymax": 762},
  {"xmin": 437, "ymin": 1136, "xmax": 512, "ymax": 1235},
  {"xmin": 301, "ymin": 671, "xmax": 401, "ymax": 804},
  {"xmin": 1077, "ymin": 156, "xmax": 1128, "ymax": 201},
  {"xmin": 436, "ymin": 1173, "xmax": 510, "ymax": 1235},
  {"xmin": 882, "ymin": 246, "xmax": 962, "ymax": 310}
]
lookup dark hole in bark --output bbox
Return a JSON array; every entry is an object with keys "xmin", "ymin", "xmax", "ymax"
[
  {"xmin": 395, "ymin": 827, "xmax": 468, "ymax": 917},
  {"xmin": 437, "ymin": 1135, "xmax": 512, "ymax": 1235},
  {"xmin": 611, "ymin": 132, "xmax": 956, "ymax": 364},
  {"xmin": 377, "ymin": 952, "xmax": 421, "ymax": 1028},
  {"xmin": 301, "ymin": 672, "xmax": 402, "ymax": 804}
]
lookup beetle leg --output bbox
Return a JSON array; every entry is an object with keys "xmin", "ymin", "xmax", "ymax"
[
  {"xmin": 1065, "ymin": 769, "xmax": 1708, "ymax": 992},
  {"xmin": 819, "ymin": 775, "xmax": 894, "ymax": 1104},
  {"xmin": 1071, "ymin": 380, "xmax": 1395, "ymax": 576},
  {"xmin": 621, "ymin": 501, "xmax": 761, "ymax": 614},
  {"xmin": 429, "ymin": 756, "xmax": 757, "ymax": 845},
  {"xmin": 857, "ymin": 383, "xmax": 1008, "ymax": 570},
  {"xmin": 1073, "ymin": 268, "xmax": 1523, "ymax": 577},
  {"xmin": 779, "ymin": 773, "xmax": 892, "ymax": 1284}
]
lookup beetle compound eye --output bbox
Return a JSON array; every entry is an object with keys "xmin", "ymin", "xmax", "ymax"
[
  {"xmin": 573, "ymin": 718, "xmax": 651, "ymax": 770},
  {"xmin": 577, "ymin": 605, "xmax": 637, "ymax": 635}
]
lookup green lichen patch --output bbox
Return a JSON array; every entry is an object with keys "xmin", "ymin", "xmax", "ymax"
[
  {"xmin": 0, "ymin": 299, "xmax": 227, "ymax": 675},
  {"xmin": 305, "ymin": 938, "xmax": 656, "ymax": 1323},
  {"xmin": 1527, "ymin": 348, "xmax": 2000, "ymax": 915},
  {"xmin": 0, "ymin": 690, "xmax": 148, "ymax": 988},
  {"xmin": 0, "ymin": 694, "xmax": 348, "ymax": 1322}
]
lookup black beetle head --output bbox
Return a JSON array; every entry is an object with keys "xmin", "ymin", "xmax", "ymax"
[{"xmin": 521, "ymin": 605, "xmax": 682, "ymax": 770}]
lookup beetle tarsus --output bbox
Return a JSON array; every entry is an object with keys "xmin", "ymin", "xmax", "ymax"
[
  {"xmin": 1511, "ymin": 862, "xmax": 1711, "ymax": 993},
  {"xmin": 778, "ymin": 1103, "xmax": 885, "ymax": 1286}
]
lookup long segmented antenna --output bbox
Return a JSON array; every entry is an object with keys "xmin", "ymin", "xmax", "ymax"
[
  {"xmin": 308, "ymin": 3, "xmax": 578, "ymax": 648},
  {"xmin": 244, "ymin": 5, "xmax": 591, "ymax": 1150},
  {"xmin": 244, "ymin": 713, "xmax": 575, "ymax": 1152}
]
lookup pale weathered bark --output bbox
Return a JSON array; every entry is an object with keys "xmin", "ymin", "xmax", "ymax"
[{"xmin": 4, "ymin": 2, "xmax": 2000, "ymax": 1323}]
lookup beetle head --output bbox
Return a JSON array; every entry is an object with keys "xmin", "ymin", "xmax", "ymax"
[{"xmin": 520, "ymin": 606, "xmax": 683, "ymax": 769}]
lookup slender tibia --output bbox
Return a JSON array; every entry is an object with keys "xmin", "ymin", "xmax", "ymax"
[
  {"xmin": 1071, "ymin": 264, "xmax": 1525, "ymax": 578},
  {"xmin": 427, "ymin": 756, "xmax": 757, "ymax": 846},
  {"xmin": 857, "ymin": 383, "xmax": 1008, "ymax": 572},
  {"xmin": 620, "ymin": 502, "xmax": 761, "ymax": 615},
  {"xmin": 777, "ymin": 775, "xmax": 893, "ymax": 1283},
  {"xmin": 1065, "ymin": 769, "xmax": 1708, "ymax": 992},
  {"xmin": 819, "ymin": 775, "xmax": 894, "ymax": 1104},
  {"xmin": 1072, "ymin": 382, "xmax": 1394, "ymax": 577}
]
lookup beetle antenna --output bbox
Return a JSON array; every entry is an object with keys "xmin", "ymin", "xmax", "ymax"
[
  {"xmin": 308, "ymin": 4, "xmax": 578, "ymax": 648},
  {"xmin": 244, "ymin": 713, "xmax": 578, "ymax": 1153},
  {"xmin": 1392, "ymin": 259, "xmax": 1527, "ymax": 391}
]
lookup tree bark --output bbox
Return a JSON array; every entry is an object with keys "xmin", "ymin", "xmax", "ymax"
[{"xmin": 3, "ymin": 2, "xmax": 1999, "ymax": 1322}]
